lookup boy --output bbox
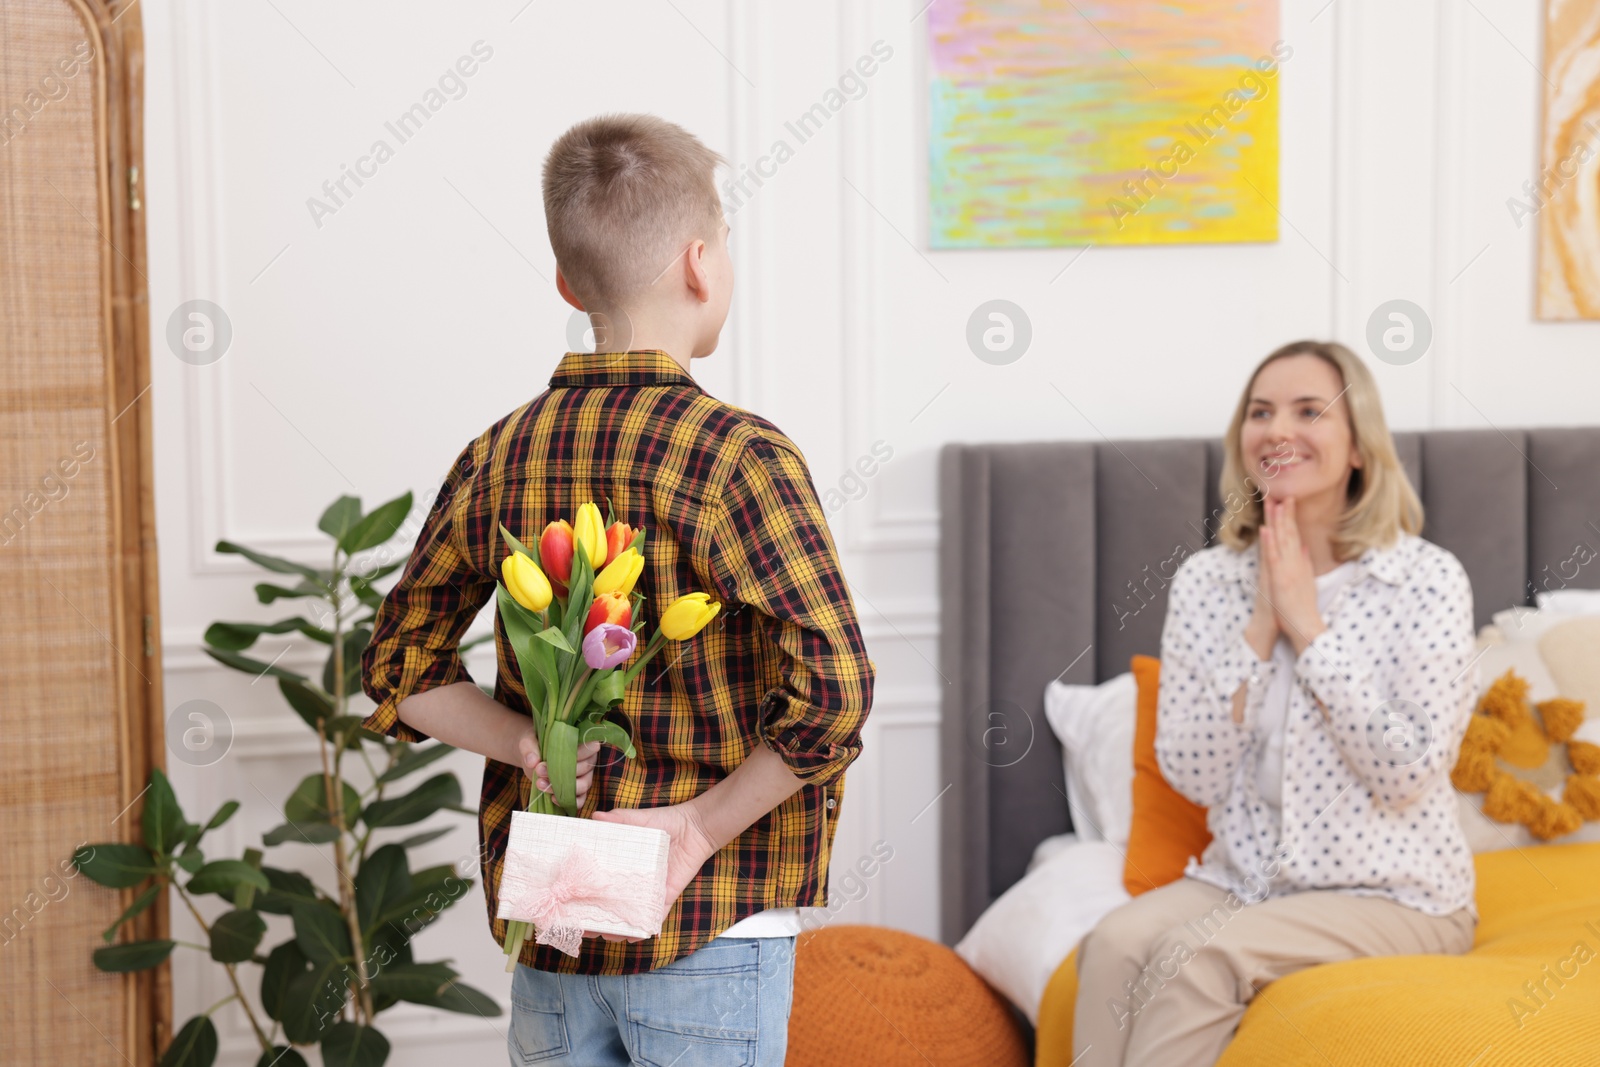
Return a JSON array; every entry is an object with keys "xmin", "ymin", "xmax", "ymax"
[{"xmin": 360, "ymin": 113, "xmax": 875, "ymax": 1066}]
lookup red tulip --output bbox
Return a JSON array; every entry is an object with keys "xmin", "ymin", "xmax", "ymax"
[
  {"xmin": 583, "ymin": 591, "xmax": 632, "ymax": 635},
  {"xmin": 539, "ymin": 520, "xmax": 575, "ymax": 592},
  {"xmin": 603, "ymin": 522, "xmax": 636, "ymax": 567}
]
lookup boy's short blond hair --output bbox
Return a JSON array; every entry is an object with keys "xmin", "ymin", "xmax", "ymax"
[{"xmin": 542, "ymin": 113, "xmax": 726, "ymax": 311}]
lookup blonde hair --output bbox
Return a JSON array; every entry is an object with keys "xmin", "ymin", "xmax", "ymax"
[
  {"xmin": 542, "ymin": 113, "xmax": 726, "ymax": 311},
  {"xmin": 1217, "ymin": 339, "xmax": 1423, "ymax": 558}
]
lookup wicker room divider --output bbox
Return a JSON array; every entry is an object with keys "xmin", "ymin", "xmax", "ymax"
[{"xmin": 1, "ymin": 1, "xmax": 165, "ymax": 1063}]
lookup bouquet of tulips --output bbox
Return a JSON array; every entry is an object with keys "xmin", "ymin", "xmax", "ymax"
[{"xmin": 495, "ymin": 501, "xmax": 721, "ymax": 963}]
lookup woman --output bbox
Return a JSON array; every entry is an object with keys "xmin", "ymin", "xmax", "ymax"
[{"xmin": 1071, "ymin": 340, "xmax": 1479, "ymax": 1066}]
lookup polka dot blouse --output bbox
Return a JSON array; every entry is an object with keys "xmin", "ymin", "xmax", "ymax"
[{"xmin": 1152, "ymin": 532, "xmax": 1478, "ymax": 919}]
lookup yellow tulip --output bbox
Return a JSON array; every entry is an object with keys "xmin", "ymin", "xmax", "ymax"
[
  {"xmin": 660, "ymin": 592, "xmax": 722, "ymax": 640},
  {"xmin": 572, "ymin": 502, "xmax": 607, "ymax": 569},
  {"xmin": 502, "ymin": 552, "xmax": 552, "ymax": 612},
  {"xmin": 592, "ymin": 548, "xmax": 644, "ymax": 597}
]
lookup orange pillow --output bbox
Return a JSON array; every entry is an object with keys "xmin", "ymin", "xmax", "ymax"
[{"xmin": 1123, "ymin": 655, "xmax": 1212, "ymax": 895}]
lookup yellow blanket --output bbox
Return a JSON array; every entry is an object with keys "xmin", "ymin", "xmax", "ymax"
[{"xmin": 1035, "ymin": 842, "xmax": 1600, "ymax": 1065}]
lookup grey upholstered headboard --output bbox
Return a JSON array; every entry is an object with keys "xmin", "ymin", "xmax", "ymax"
[{"xmin": 937, "ymin": 427, "xmax": 1600, "ymax": 944}]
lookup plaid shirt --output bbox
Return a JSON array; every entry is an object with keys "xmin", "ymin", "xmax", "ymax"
[{"xmin": 360, "ymin": 349, "xmax": 874, "ymax": 975}]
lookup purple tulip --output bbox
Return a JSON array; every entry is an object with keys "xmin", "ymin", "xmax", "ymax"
[{"xmin": 582, "ymin": 622, "xmax": 637, "ymax": 670}]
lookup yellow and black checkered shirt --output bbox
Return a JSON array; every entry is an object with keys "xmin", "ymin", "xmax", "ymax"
[{"xmin": 360, "ymin": 349, "xmax": 875, "ymax": 975}]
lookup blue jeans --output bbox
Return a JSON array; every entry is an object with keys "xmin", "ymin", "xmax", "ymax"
[{"xmin": 508, "ymin": 936, "xmax": 796, "ymax": 1066}]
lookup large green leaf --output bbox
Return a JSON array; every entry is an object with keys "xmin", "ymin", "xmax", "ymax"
[
  {"xmin": 142, "ymin": 769, "xmax": 187, "ymax": 856},
  {"xmin": 216, "ymin": 540, "xmax": 325, "ymax": 580},
  {"xmin": 544, "ymin": 720, "xmax": 580, "ymax": 814},
  {"xmin": 426, "ymin": 978, "xmax": 503, "ymax": 1017},
  {"xmin": 366, "ymin": 961, "xmax": 456, "ymax": 1003},
  {"xmin": 256, "ymin": 867, "xmax": 321, "ymax": 915},
  {"xmin": 283, "ymin": 773, "xmax": 361, "ymax": 830},
  {"xmin": 73, "ymin": 843, "xmax": 157, "ymax": 888},
  {"xmin": 257, "ymin": 1049, "xmax": 309, "ymax": 1067},
  {"xmin": 361, "ymin": 773, "xmax": 461, "ymax": 829},
  {"xmin": 202, "ymin": 800, "xmax": 240, "ymax": 833},
  {"xmin": 255, "ymin": 579, "xmax": 327, "ymax": 605},
  {"xmin": 375, "ymin": 742, "xmax": 455, "ymax": 784},
  {"xmin": 204, "ymin": 617, "xmax": 332, "ymax": 651},
  {"xmin": 393, "ymin": 827, "xmax": 452, "ymax": 850},
  {"xmin": 278, "ymin": 678, "xmax": 334, "ymax": 732},
  {"xmin": 209, "ymin": 909, "xmax": 267, "ymax": 963},
  {"xmin": 158, "ymin": 1015, "xmax": 218, "ymax": 1067},
  {"xmin": 355, "ymin": 844, "xmax": 411, "ymax": 936},
  {"xmin": 291, "ymin": 899, "xmax": 352, "ymax": 964},
  {"xmin": 93, "ymin": 939, "xmax": 175, "ymax": 972},
  {"xmin": 281, "ymin": 960, "xmax": 348, "ymax": 1043},
  {"xmin": 260, "ymin": 939, "xmax": 311, "ymax": 1021},
  {"xmin": 101, "ymin": 883, "xmax": 162, "ymax": 943},
  {"xmin": 203, "ymin": 646, "xmax": 306, "ymax": 684},
  {"xmin": 372, "ymin": 864, "xmax": 468, "ymax": 934},
  {"xmin": 319, "ymin": 496, "xmax": 363, "ymax": 542},
  {"xmin": 339, "ymin": 493, "xmax": 413, "ymax": 555},
  {"xmin": 321, "ymin": 1022, "xmax": 391, "ymax": 1067},
  {"xmin": 186, "ymin": 860, "xmax": 270, "ymax": 897},
  {"xmin": 262, "ymin": 821, "xmax": 341, "ymax": 847}
]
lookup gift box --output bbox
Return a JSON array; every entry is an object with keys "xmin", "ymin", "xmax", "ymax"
[{"xmin": 496, "ymin": 810, "xmax": 670, "ymax": 957}]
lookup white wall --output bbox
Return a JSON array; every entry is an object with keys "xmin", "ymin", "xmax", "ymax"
[{"xmin": 142, "ymin": 0, "xmax": 1598, "ymax": 1061}]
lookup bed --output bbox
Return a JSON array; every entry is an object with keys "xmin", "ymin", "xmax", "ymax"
[{"xmin": 937, "ymin": 426, "xmax": 1600, "ymax": 1065}]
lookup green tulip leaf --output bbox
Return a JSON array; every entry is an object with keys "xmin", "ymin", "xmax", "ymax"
[
  {"xmin": 93, "ymin": 938, "xmax": 176, "ymax": 973},
  {"xmin": 544, "ymin": 721, "xmax": 580, "ymax": 814},
  {"xmin": 589, "ymin": 671, "xmax": 627, "ymax": 709},
  {"xmin": 578, "ymin": 718, "xmax": 636, "ymax": 759},
  {"xmin": 533, "ymin": 626, "xmax": 575, "ymax": 653},
  {"xmin": 499, "ymin": 523, "xmax": 536, "ymax": 559},
  {"xmin": 158, "ymin": 1015, "xmax": 218, "ymax": 1067}
]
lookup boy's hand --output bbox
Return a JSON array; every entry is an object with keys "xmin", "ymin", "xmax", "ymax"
[
  {"xmin": 519, "ymin": 732, "xmax": 602, "ymax": 807},
  {"xmin": 585, "ymin": 801, "xmax": 719, "ymax": 943}
]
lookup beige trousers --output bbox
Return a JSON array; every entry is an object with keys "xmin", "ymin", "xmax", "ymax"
[{"xmin": 1071, "ymin": 875, "xmax": 1476, "ymax": 1067}]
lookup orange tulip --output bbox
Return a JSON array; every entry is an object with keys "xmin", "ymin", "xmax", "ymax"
[
  {"xmin": 539, "ymin": 520, "xmax": 575, "ymax": 589},
  {"xmin": 583, "ymin": 591, "xmax": 632, "ymax": 636},
  {"xmin": 603, "ymin": 522, "xmax": 636, "ymax": 567}
]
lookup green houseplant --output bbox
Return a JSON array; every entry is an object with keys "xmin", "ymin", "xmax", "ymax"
[{"xmin": 75, "ymin": 493, "xmax": 497, "ymax": 1067}]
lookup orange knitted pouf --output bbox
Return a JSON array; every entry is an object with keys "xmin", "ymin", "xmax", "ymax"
[{"xmin": 785, "ymin": 924, "xmax": 1030, "ymax": 1067}]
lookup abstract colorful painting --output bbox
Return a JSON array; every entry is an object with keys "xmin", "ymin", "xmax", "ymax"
[
  {"xmin": 930, "ymin": 0, "xmax": 1284, "ymax": 248},
  {"xmin": 1535, "ymin": 0, "xmax": 1600, "ymax": 320}
]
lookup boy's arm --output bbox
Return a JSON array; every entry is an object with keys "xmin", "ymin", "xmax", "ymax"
[
  {"xmin": 361, "ymin": 437, "xmax": 596, "ymax": 792},
  {"xmin": 594, "ymin": 436, "xmax": 875, "ymax": 910}
]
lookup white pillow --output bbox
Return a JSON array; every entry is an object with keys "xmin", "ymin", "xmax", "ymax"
[
  {"xmin": 956, "ymin": 836, "xmax": 1130, "ymax": 1024},
  {"xmin": 1536, "ymin": 589, "xmax": 1600, "ymax": 615},
  {"xmin": 1043, "ymin": 672, "xmax": 1137, "ymax": 847}
]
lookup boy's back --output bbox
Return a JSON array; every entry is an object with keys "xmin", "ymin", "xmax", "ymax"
[{"xmin": 361, "ymin": 344, "xmax": 874, "ymax": 974}]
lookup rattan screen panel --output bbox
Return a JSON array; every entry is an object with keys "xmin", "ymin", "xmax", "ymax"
[{"xmin": 1, "ymin": 1, "xmax": 162, "ymax": 1063}]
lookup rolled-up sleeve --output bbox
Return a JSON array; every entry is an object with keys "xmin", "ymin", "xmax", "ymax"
[
  {"xmin": 704, "ymin": 438, "xmax": 874, "ymax": 786},
  {"xmin": 360, "ymin": 437, "xmax": 494, "ymax": 744}
]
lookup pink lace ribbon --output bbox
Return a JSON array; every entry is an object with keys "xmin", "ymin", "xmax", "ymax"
[{"xmin": 499, "ymin": 843, "xmax": 664, "ymax": 957}]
